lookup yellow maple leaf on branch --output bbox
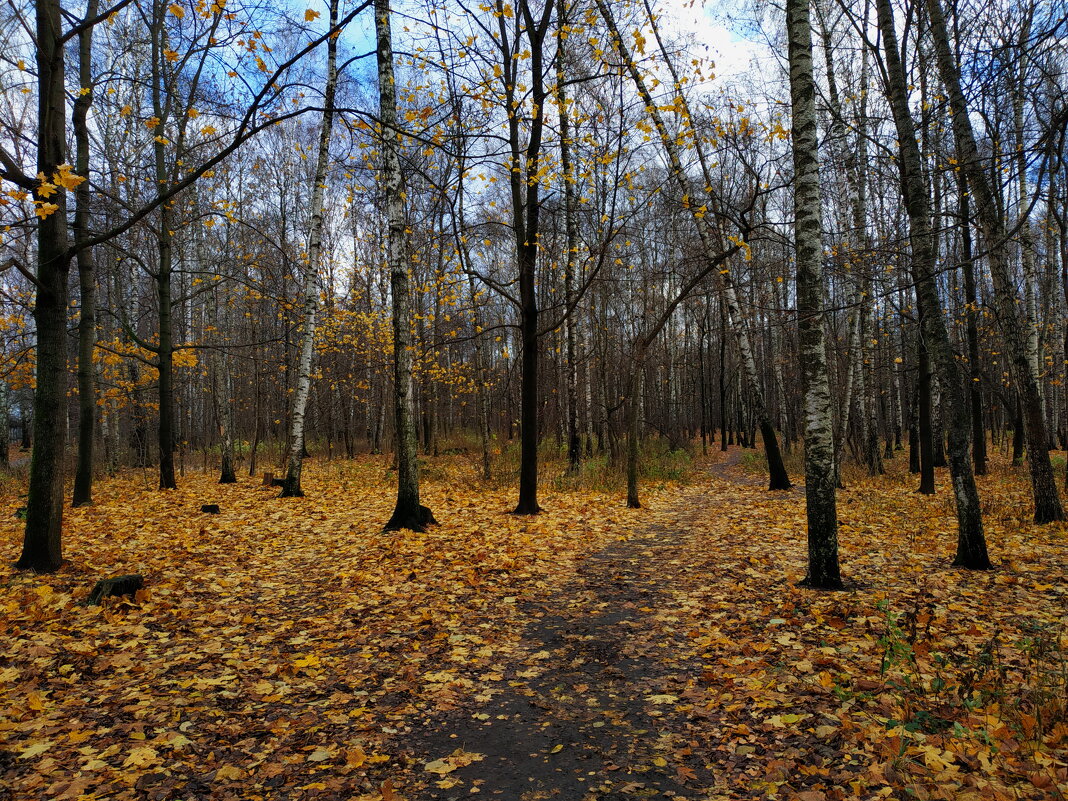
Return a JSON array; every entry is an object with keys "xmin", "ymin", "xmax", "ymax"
[
  {"xmin": 34, "ymin": 202, "xmax": 59, "ymax": 219},
  {"xmin": 52, "ymin": 164, "xmax": 85, "ymax": 191}
]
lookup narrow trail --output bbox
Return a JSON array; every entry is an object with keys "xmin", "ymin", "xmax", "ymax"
[
  {"xmin": 402, "ymin": 453, "xmax": 808, "ymax": 800},
  {"xmin": 395, "ymin": 449, "xmax": 1066, "ymax": 801},
  {"xmin": 708, "ymin": 446, "xmax": 753, "ymax": 485},
  {"xmin": 709, "ymin": 446, "xmax": 805, "ymax": 493},
  {"xmin": 409, "ymin": 484, "xmax": 719, "ymax": 800}
]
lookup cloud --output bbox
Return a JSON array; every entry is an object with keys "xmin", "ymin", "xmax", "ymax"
[{"xmin": 654, "ymin": 0, "xmax": 766, "ymax": 79}]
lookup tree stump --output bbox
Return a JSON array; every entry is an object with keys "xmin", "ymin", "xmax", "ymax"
[
  {"xmin": 87, "ymin": 574, "xmax": 144, "ymax": 606},
  {"xmin": 262, "ymin": 472, "xmax": 285, "ymax": 488}
]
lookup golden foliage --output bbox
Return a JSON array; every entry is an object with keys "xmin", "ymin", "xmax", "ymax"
[{"xmin": 1, "ymin": 451, "xmax": 1065, "ymax": 798}]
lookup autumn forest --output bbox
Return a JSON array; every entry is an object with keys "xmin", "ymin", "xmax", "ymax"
[{"xmin": 1, "ymin": 0, "xmax": 1066, "ymax": 798}]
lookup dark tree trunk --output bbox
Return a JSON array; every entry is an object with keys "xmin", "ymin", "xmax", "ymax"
[
  {"xmin": 927, "ymin": 0, "xmax": 1063, "ymax": 523},
  {"xmin": 515, "ymin": 243, "xmax": 541, "ymax": 514},
  {"xmin": 626, "ymin": 359, "xmax": 643, "ymax": 509},
  {"xmin": 1012, "ymin": 398, "xmax": 1025, "ymax": 466},
  {"xmin": 72, "ymin": 0, "xmax": 100, "ymax": 508},
  {"xmin": 509, "ymin": 1, "xmax": 553, "ymax": 515},
  {"xmin": 918, "ymin": 332, "xmax": 935, "ymax": 495},
  {"xmin": 765, "ymin": 425, "xmax": 791, "ymax": 488},
  {"xmin": 377, "ymin": 0, "xmax": 435, "ymax": 531},
  {"xmin": 220, "ymin": 453, "xmax": 237, "ymax": 483},
  {"xmin": 719, "ymin": 294, "xmax": 728, "ymax": 452},
  {"xmin": 556, "ymin": 22, "xmax": 581, "ymax": 476},
  {"xmin": 0, "ymin": 386, "xmax": 8, "ymax": 468},
  {"xmin": 157, "ymin": 236, "xmax": 177, "ymax": 490},
  {"xmin": 151, "ymin": 3, "xmax": 177, "ymax": 492},
  {"xmin": 19, "ymin": 0, "xmax": 70, "ymax": 573},
  {"xmin": 932, "ymin": 399, "xmax": 947, "ymax": 468},
  {"xmin": 909, "ymin": 423, "xmax": 920, "ymax": 473},
  {"xmin": 249, "ymin": 365, "xmax": 261, "ymax": 477},
  {"xmin": 72, "ymin": 249, "xmax": 96, "ymax": 500},
  {"xmin": 958, "ymin": 175, "xmax": 987, "ymax": 475},
  {"xmin": 698, "ymin": 323, "xmax": 708, "ymax": 454},
  {"xmin": 20, "ymin": 406, "xmax": 31, "ymax": 450},
  {"xmin": 878, "ymin": 0, "xmax": 988, "ymax": 567}
]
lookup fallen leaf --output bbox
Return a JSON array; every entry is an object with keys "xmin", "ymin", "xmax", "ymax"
[
  {"xmin": 645, "ymin": 694, "xmax": 679, "ymax": 705},
  {"xmin": 18, "ymin": 740, "xmax": 54, "ymax": 759},
  {"xmin": 123, "ymin": 745, "xmax": 159, "ymax": 768}
]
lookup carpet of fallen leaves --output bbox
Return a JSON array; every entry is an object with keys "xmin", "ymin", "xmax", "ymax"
[{"xmin": 0, "ymin": 448, "xmax": 1065, "ymax": 800}]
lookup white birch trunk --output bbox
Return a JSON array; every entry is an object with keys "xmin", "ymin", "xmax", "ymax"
[
  {"xmin": 280, "ymin": 0, "xmax": 339, "ymax": 497},
  {"xmin": 788, "ymin": 0, "xmax": 841, "ymax": 588},
  {"xmin": 877, "ymin": 0, "xmax": 990, "ymax": 567}
]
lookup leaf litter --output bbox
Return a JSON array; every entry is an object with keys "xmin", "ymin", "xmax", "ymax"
[{"xmin": 0, "ymin": 450, "xmax": 1065, "ymax": 800}]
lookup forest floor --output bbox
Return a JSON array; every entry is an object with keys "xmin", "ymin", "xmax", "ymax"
[{"xmin": 0, "ymin": 447, "xmax": 1066, "ymax": 800}]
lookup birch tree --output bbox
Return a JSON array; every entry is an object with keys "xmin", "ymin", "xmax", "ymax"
[
  {"xmin": 787, "ymin": 0, "xmax": 841, "ymax": 589},
  {"xmin": 279, "ymin": 0, "xmax": 340, "ymax": 498}
]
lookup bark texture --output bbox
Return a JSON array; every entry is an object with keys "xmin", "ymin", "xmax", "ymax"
[
  {"xmin": 150, "ymin": 0, "xmax": 177, "ymax": 491},
  {"xmin": 72, "ymin": 0, "xmax": 100, "ymax": 507},
  {"xmin": 280, "ymin": 0, "xmax": 340, "ymax": 498},
  {"xmin": 556, "ymin": 16, "xmax": 581, "ymax": 476},
  {"xmin": 957, "ymin": 175, "xmax": 987, "ymax": 475},
  {"xmin": 925, "ymin": 0, "xmax": 1063, "ymax": 523},
  {"xmin": 787, "ymin": 0, "xmax": 841, "ymax": 589},
  {"xmin": 877, "ymin": 0, "xmax": 990, "ymax": 567},
  {"xmin": 378, "ymin": 0, "xmax": 436, "ymax": 531},
  {"xmin": 508, "ymin": 1, "xmax": 555, "ymax": 515},
  {"xmin": 19, "ymin": 0, "xmax": 70, "ymax": 572}
]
